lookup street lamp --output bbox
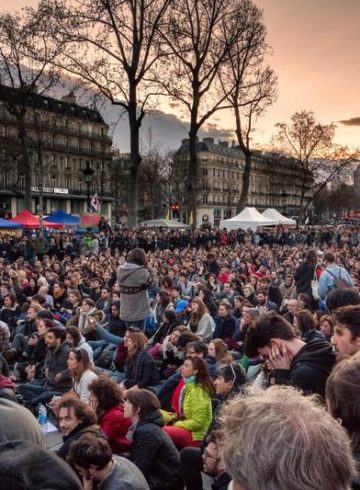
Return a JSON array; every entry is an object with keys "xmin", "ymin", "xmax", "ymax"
[{"xmin": 82, "ymin": 161, "xmax": 95, "ymax": 212}]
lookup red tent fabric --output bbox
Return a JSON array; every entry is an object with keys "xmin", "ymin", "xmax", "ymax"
[{"xmin": 10, "ymin": 210, "xmax": 62, "ymax": 229}]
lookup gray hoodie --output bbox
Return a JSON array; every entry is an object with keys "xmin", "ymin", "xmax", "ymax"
[{"xmin": 117, "ymin": 263, "xmax": 158, "ymax": 322}]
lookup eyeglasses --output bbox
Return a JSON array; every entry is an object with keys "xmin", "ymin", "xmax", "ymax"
[
  {"xmin": 229, "ymin": 363, "xmax": 237, "ymax": 382},
  {"xmin": 127, "ymin": 327, "xmax": 141, "ymax": 332}
]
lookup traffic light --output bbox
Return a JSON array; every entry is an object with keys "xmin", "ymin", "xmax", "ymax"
[{"xmin": 171, "ymin": 203, "xmax": 181, "ymax": 219}]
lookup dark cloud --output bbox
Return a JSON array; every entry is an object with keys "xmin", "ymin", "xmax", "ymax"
[{"xmin": 339, "ymin": 117, "xmax": 360, "ymax": 126}]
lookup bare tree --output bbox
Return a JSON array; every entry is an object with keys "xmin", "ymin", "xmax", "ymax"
[
  {"xmin": 217, "ymin": 0, "xmax": 277, "ymax": 211},
  {"xmin": 158, "ymin": 0, "xmax": 245, "ymax": 226},
  {"xmin": 273, "ymin": 110, "xmax": 358, "ymax": 224},
  {"xmin": 38, "ymin": 0, "xmax": 172, "ymax": 225},
  {"xmin": 0, "ymin": 9, "xmax": 62, "ymax": 210}
]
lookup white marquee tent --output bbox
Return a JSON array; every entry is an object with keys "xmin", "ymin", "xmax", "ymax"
[
  {"xmin": 262, "ymin": 208, "xmax": 296, "ymax": 226},
  {"xmin": 220, "ymin": 207, "xmax": 278, "ymax": 230}
]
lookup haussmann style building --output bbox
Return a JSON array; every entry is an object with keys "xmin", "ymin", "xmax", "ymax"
[
  {"xmin": 173, "ymin": 137, "xmax": 313, "ymax": 226},
  {"xmin": 0, "ymin": 86, "xmax": 114, "ymax": 220}
]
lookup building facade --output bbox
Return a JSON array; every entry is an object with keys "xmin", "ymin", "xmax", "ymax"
[
  {"xmin": 0, "ymin": 88, "xmax": 113, "ymax": 219},
  {"xmin": 173, "ymin": 138, "xmax": 313, "ymax": 225}
]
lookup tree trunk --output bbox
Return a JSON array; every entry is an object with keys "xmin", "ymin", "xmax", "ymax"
[
  {"xmin": 234, "ymin": 103, "xmax": 252, "ymax": 212},
  {"xmin": 127, "ymin": 87, "xmax": 141, "ymax": 227},
  {"xmin": 18, "ymin": 121, "xmax": 32, "ymax": 211},
  {"xmin": 187, "ymin": 94, "xmax": 200, "ymax": 227},
  {"xmin": 298, "ymin": 178, "xmax": 306, "ymax": 225}
]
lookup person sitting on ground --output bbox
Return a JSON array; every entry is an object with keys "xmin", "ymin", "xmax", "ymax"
[
  {"xmin": 150, "ymin": 309, "xmax": 180, "ymax": 347},
  {"xmin": 180, "ymin": 363, "xmax": 247, "ymax": 490},
  {"xmin": 88, "ymin": 375, "xmax": 132, "ymax": 454},
  {"xmin": 56, "ymin": 397, "xmax": 100, "ymax": 461},
  {"xmin": 66, "ymin": 326, "xmax": 94, "ymax": 364},
  {"xmin": 245, "ymin": 311, "xmax": 335, "ymax": 398},
  {"xmin": 208, "ymin": 339, "xmax": 233, "ymax": 369},
  {"xmin": 150, "ymin": 325, "xmax": 188, "ymax": 378},
  {"xmin": 124, "ymin": 389, "xmax": 182, "ymax": 490},
  {"xmin": 213, "ymin": 301, "xmax": 237, "ymax": 345},
  {"xmin": 163, "ymin": 356, "xmax": 214, "ymax": 449},
  {"xmin": 0, "ymin": 357, "xmax": 16, "ymax": 401},
  {"xmin": 218, "ymin": 385, "xmax": 356, "ymax": 490},
  {"xmin": 119, "ymin": 330, "xmax": 160, "ymax": 394},
  {"xmin": 318, "ymin": 314, "xmax": 335, "ymax": 342},
  {"xmin": 157, "ymin": 339, "xmax": 217, "ymax": 410},
  {"xmin": 66, "ymin": 298, "xmax": 105, "ymax": 339},
  {"xmin": 187, "ymin": 298, "xmax": 214, "ymax": 343},
  {"xmin": 0, "ymin": 439, "xmax": 82, "ymax": 490},
  {"xmin": 18, "ymin": 326, "xmax": 72, "ymax": 406},
  {"xmin": 67, "ymin": 348, "xmax": 98, "ymax": 403},
  {"xmin": 293, "ymin": 309, "xmax": 326, "ymax": 343},
  {"xmin": 68, "ymin": 432, "xmax": 149, "ymax": 490},
  {"xmin": 326, "ymin": 354, "xmax": 360, "ymax": 489}
]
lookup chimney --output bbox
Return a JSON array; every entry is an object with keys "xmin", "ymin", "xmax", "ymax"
[
  {"xmin": 218, "ymin": 140, "xmax": 229, "ymax": 148},
  {"xmin": 203, "ymin": 137, "xmax": 214, "ymax": 144},
  {"xmin": 61, "ymin": 90, "xmax": 77, "ymax": 104}
]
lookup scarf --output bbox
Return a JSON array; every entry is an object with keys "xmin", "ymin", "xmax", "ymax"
[
  {"xmin": 132, "ymin": 348, "xmax": 148, "ymax": 383},
  {"xmin": 78, "ymin": 307, "xmax": 97, "ymax": 332},
  {"xmin": 178, "ymin": 375, "xmax": 196, "ymax": 419}
]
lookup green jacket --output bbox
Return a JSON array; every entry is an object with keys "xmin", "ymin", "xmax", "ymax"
[{"xmin": 174, "ymin": 383, "xmax": 212, "ymax": 441}]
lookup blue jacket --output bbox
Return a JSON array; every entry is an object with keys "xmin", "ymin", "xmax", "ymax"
[{"xmin": 318, "ymin": 265, "xmax": 353, "ymax": 300}]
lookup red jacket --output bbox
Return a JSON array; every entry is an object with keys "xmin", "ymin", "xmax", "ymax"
[{"xmin": 99, "ymin": 405, "xmax": 132, "ymax": 453}]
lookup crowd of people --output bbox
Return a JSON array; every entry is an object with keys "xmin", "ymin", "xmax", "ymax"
[{"xmin": 0, "ymin": 222, "xmax": 360, "ymax": 489}]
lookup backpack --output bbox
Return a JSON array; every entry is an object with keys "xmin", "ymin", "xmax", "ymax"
[{"xmin": 327, "ymin": 268, "xmax": 349, "ymax": 289}]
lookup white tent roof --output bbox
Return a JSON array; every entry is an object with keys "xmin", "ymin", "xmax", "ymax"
[
  {"xmin": 138, "ymin": 218, "xmax": 190, "ymax": 229},
  {"xmin": 262, "ymin": 208, "xmax": 296, "ymax": 226},
  {"xmin": 220, "ymin": 207, "xmax": 278, "ymax": 230}
]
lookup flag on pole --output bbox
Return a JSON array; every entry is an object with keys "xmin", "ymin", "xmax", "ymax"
[
  {"xmin": 189, "ymin": 211, "xmax": 194, "ymax": 226},
  {"xmin": 91, "ymin": 193, "xmax": 100, "ymax": 212},
  {"xmin": 165, "ymin": 207, "xmax": 170, "ymax": 220}
]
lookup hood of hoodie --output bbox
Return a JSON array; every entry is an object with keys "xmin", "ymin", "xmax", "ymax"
[
  {"xmin": 0, "ymin": 439, "xmax": 81, "ymax": 490},
  {"xmin": 137, "ymin": 409, "xmax": 164, "ymax": 429},
  {"xmin": 292, "ymin": 339, "xmax": 335, "ymax": 375}
]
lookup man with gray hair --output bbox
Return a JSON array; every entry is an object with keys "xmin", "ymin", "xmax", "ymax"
[{"xmin": 219, "ymin": 385, "xmax": 356, "ymax": 490}]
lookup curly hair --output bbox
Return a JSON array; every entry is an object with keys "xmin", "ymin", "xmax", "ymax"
[{"xmin": 88, "ymin": 375, "xmax": 124, "ymax": 413}]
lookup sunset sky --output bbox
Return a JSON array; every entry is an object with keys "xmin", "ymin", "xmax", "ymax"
[{"xmin": 2, "ymin": 0, "xmax": 360, "ymax": 151}]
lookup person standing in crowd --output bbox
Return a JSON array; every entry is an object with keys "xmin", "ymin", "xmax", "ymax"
[
  {"xmin": 117, "ymin": 248, "xmax": 159, "ymax": 330},
  {"xmin": 318, "ymin": 252, "xmax": 353, "ymax": 300},
  {"xmin": 294, "ymin": 249, "xmax": 321, "ymax": 310}
]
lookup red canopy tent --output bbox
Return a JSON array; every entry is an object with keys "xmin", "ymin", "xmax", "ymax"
[{"xmin": 10, "ymin": 210, "xmax": 62, "ymax": 229}]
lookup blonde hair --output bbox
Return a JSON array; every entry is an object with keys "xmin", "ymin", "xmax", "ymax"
[{"xmin": 219, "ymin": 386, "xmax": 355, "ymax": 490}]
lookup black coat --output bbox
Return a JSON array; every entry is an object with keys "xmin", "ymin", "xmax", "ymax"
[
  {"xmin": 57, "ymin": 424, "xmax": 100, "ymax": 460},
  {"xmin": 129, "ymin": 410, "xmax": 182, "ymax": 490},
  {"xmin": 124, "ymin": 348, "xmax": 160, "ymax": 389}
]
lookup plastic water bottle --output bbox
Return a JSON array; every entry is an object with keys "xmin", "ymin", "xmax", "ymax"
[{"xmin": 37, "ymin": 403, "xmax": 48, "ymax": 434}]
